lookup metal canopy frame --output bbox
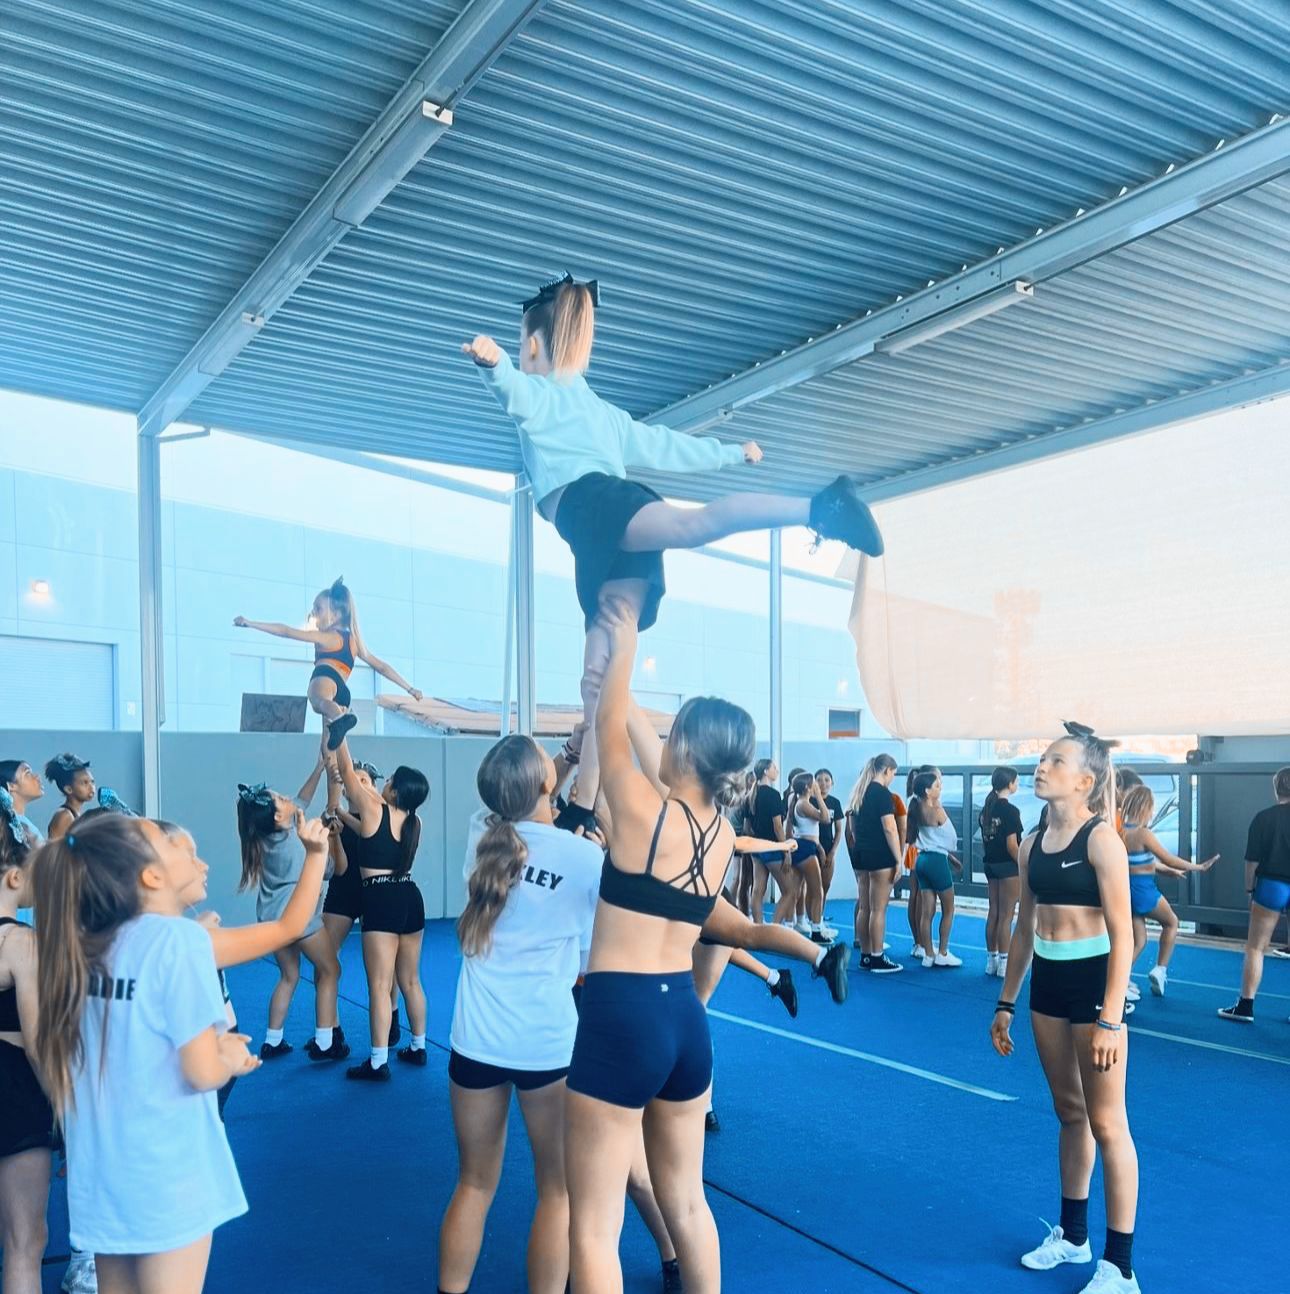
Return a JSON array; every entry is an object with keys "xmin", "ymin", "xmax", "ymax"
[{"xmin": 650, "ymin": 116, "xmax": 1290, "ymax": 497}]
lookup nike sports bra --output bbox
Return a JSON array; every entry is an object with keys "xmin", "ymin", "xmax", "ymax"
[
  {"xmin": 1028, "ymin": 817, "xmax": 1103, "ymax": 908},
  {"xmin": 599, "ymin": 799, "xmax": 725, "ymax": 926}
]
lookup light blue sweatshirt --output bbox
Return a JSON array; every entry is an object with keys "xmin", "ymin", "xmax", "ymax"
[{"xmin": 478, "ymin": 352, "xmax": 745, "ymax": 508}]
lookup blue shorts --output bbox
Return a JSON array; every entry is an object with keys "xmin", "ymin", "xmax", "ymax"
[
  {"xmin": 915, "ymin": 850, "xmax": 953, "ymax": 893},
  {"xmin": 1130, "ymin": 872, "xmax": 1162, "ymax": 917},
  {"xmin": 792, "ymin": 839, "xmax": 820, "ymax": 866},
  {"xmin": 1253, "ymin": 876, "xmax": 1290, "ymax": 913},
  {"xmin": 567, "ymin": 970, "xmax": 711, "ymax": 1109}
]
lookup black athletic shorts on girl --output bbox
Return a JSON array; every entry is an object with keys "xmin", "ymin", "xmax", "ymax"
[
  {"xmin": 448, "ymin": 1049, "xmax": 568, "ymax": 1091},
  {"xmin": 310, "ymin": 663, "xmax": 352, "ymax": 709},
  {"xmin": 554, "ymin": 472, "xmax": 666, "ymax": 631},
  {"xmin": 0, "ymin": 1038, "xmax": 55, "ymax": 1158},
  {"xmin": 566, "ymin": 970, "xmax": 711, "ymax": 1109},
  {"xmin": 1029, "ymin": 935, "xmax": 1111, "ymax": 1025},
  {"xmin": 323, "ymin": 826, "xmax": 364, "ymax": 920},
  {"xmin": 360, "ymin": 874, "xmax": 425, "ymax": 935}
]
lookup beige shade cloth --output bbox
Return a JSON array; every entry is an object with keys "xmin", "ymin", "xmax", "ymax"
[{"xmin": 845, "ymin": 397, "xmax": 1290, "ymax": 740}]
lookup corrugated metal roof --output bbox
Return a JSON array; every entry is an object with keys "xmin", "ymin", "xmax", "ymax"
[
  {"xmin": 0, "ymin": 0, "xmax": 462, "ymax": 409},
  {"xmin": 2, "ymin": 0, "xmax": 1289, "ymax": 498}
]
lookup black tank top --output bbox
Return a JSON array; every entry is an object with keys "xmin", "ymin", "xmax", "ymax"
[
  {"xmin": 361, "ymin": 804, "xmax": 407, "ymax": 874},
  {"xmin": 0, "ymin": 917, "xmax": 26, "ymax": 1031},
  {"xmin": 599, "ymin": 800, "xmax": 726, "ymax": 926},
  {"xmin": 1027, "ymin": 817, "xmax": 1103, "ymax": 908}
]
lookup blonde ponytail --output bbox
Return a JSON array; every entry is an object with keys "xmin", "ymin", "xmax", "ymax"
[
  {"xmin": 550, "ymin": 281, "xmax": 595, "ymax": 376},
  {"xmin": 457, "ymin": 817, "xmax": 527, "ymax": 958}
]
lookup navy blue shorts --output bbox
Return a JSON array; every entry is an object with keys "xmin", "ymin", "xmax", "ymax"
[
  {"xmin": 567, "ymin": 970, "xmax": 711, "ymax": 1109},
  {"xmin": 448, "ymin": 1049, "xmax": 567, "ymax": 1091}
]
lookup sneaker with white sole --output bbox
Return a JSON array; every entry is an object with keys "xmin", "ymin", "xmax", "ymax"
[
  {"xmin": 1020, "ymin": 1223, "xmax": 1093, "ymax": 1271},
  {"xmin": 911, "ymin": 945, "xmax": 926, "ymax": 959},
  {"xmin": 794, "ymin": 917, "xmax": 813, "ymax": 935},
  {"xmin": 1125, "ymin": 981, "xmax": 1141, "ymax": 1002},
  {"xmin": 921, "ymin": 954, "xmax": 935, "ymax": 968},
  {"xmin": 934, "ymin": 951, "xmax": 963, "ymax": 968},
  {"xmin": 996, "ymin": 958, "xmax": 1009, "ymax": 979},
  {"xmin": 986, "ymin": 952, "xmax": 998, "ymax": 976},
  {"xmin": 1078, "ymin": 1259, "xmax": 1140, "ymax": 1292},
  {"xmin": 820, "ymin": 923, "xmax": 839, "ymax": 940},
  {"xmin": 1148, "ymin": 966, "xmax": 1167, "ymax": 997}
]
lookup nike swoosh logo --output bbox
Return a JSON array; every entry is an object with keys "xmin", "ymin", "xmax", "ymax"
[{"xmin": 1060, "ymin": 860, "xmax": 1084, "ymax": 869}]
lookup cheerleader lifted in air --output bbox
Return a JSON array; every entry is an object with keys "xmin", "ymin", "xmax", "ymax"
[
  {"xmin": 465, "ymin": 273, "xmax": 885, "ymax": 829},
  {"xmin": 234, "ymin": 577, "xmax": 422, "ymax": 752}
]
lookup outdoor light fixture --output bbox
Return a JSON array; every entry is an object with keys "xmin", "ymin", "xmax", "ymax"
[
  {"xmin": 197, "ymin": 312, "xmax": 265, "ymax": 378},
  {"xmin": 333, "ymin": 100, "xmax": 454, "ymax": 227},
  {"xmin": 30, "ymin": 579, "xmax": 50, "ymax": 596},
  {"xmin": 874, "ymin": 281, "xmax": 1036, "ymax": 356}
]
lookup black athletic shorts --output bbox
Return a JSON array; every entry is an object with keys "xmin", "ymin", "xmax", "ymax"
[
  {"xmin": 1029, "ymin": 952, "xmax": 1109, "ymax": 1025},
  {"xmin": 360, "ymin": 875, "xmax": 425, "ymax": 935},
  {"xmin": 448, "ymin": 1049, "xmax": 568, "ymax": 1091},
  {"xmin": 311, "ymin": 664, "xmax": 352, "ymax": 709}
]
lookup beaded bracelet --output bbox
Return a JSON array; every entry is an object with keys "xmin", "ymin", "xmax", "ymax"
[
  {"xmin": 1095, "ymin": 1017, "xmax": 1122, "ymax": 1032},
  {"xmin": 994, "ymin": 1001, "xmax": 1016, "ymax": 1015}
]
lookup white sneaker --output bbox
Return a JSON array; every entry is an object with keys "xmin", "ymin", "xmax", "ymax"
[
  {"xmin": 986, "ymin": 952, "xmax": 999, "ymax": 975},
  {"xmin": 934, "ymin": 951, "xmax": 963, "ymax": 968},
  {"xmin": 1020, "ymin": 1223, "xmax": 1093, "ymax": 1271},
  {"xmin": 921, "ymin": 954, "xmax": 934, "ymax": 968},
  {"xmin": 1148, "ymin": 966, "xmax": 1167, "ymax": 997},
  {"xmin": 820, "ymin": 922, "xmax": 839, "ymax": 939},
  {"xmin": 996, "ymin": 958, "xmax": 1009, "ymax": 979},
  {"xmin": 62, "ymin": 1259, "xmax": 98, "ymax": 1294},
  {"xmin": 1125, "ymin": 980, "xmax": 1141, "ymax": 1002},
  {"xmin": 794, "ymin": 917, "xmax": 813, "ymax": 935},
  {"xmin": 911, "ymin": 944, "xmax": 925, "ymax": 959},
  {"xmin": 1078, "ymin": 1259, "xmax": 1140, "ymax": 1292}
]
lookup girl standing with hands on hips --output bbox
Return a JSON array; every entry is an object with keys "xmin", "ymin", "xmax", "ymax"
[
  {"xmin": 234, "ymin": 577, "xmax": 422, "ymax": 752},
  {"xmin": 990, "ymin": 723, "xmax": 1141, "ymax": 1294},
  {"xmin": 34, "ymin": 814, "xmax": 259, "ymax": 1294},
  {"xmin": 464, "ymin": 275, "xmax": 884, "ymax": 831}
]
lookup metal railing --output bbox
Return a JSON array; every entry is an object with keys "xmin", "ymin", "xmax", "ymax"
[{"xmin": 933, "ymin": 762, "xmax": 1283, "ymax": 937}]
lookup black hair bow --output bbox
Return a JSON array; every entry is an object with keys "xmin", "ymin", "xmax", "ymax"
[
  {"xmin": 97, "ymin": 786, "xmax": 137, "ymax": 817},
  {"xmin": 0, "ymin": 787, "xmax": 26, "ymax": 848},
  {"xmin": 1063, "ymin": 721, "xmax": 1096, "ymax": 739},
  {"xmin": 238, "ymin": 783, "xmax": 273, "ymax": 808},
  {"xmin": 520, "ymin": 272, "xmax": 600, "ymax": 313}
]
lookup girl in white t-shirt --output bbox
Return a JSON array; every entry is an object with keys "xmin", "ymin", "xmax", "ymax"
[
  {"xmin": 33, "ymin": 813, "xmax": 260, "ymax": 1294},
  {"xmin": 438, "ymin": 734, "xmax": 602, "ymax": 1294}
]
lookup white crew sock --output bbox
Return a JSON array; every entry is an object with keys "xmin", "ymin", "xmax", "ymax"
[
  {"xmin": 265, "ymin": 1028, "xmax": 284, "ymax": 1047},
  {"xmin": 314, "ymin": 1027, "xmax": 333, "ymax": 1050},
  {"xmin": 814, "ymin": 946, "xmax": 827, "ymax": 968},
  {"xmin": 410, "ymin": 1034, "xmax": 426, "ymax": 1051},
  {"xmin": 766, "ymin": 969, "xmax": 780, "ymax": 988},
  {"xmin": 371, "ymin": 1046, "xmax": 389, "ymax": 1068}
]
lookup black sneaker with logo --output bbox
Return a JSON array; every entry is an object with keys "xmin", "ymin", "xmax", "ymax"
[{"xmin": 808, "ymin": 475, "xmax": 884, "ymax": 555}]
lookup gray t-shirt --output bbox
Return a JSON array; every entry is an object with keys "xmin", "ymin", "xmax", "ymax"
[{"xmin": 255, "ymin": 820, "xmax": 325, "ymax": 938}]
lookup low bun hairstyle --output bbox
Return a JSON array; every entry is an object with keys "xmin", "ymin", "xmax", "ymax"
[
  {"xmin": 666, "ymin": 697, "xmax": 757, "ymax": 810},
  {"xmin": 458, "ymin": 737, "xmax": 548, "ymax": 958}
]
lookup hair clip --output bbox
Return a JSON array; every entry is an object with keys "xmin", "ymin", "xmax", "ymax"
[
  {"xmin": 2, "ymin": 810, "xmax": 25, "ymax": 849},
  {"xmin": 237, "ymin": 783, "xmax": 274, "ymax": 808},
  {"xmin": 520, "ymin": 272, "xmax": 600, "ymax": 313},
  {"xmin": 0, "ymin": 787, "xmax": 12, "ymax": 812},
  {"xmin": 1063, "ymin": 720, "xmax": 1097, "ymax": 739}
]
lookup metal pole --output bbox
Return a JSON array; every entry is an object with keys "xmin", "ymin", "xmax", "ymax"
[
  {"xmin": 769, "ymin": 529, "xmax": 783, "ymax": 774},
  {"xmin": 514, "ymin": 481, "xmax": 536, "ymax": 736},
  {"xmin": 136, "ymin": 429, "xmax": 164, "ymax": 816},
  {"xmin": 499, "ymin": 485, "xmax": 517, "ymax": 736}
]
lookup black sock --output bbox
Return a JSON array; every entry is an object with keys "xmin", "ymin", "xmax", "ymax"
[
  {"xmin": 1104, "ymin": 1228, "xmax": 1134, "ymax": 1280},
  {"xmin": 1060, "ymin": 1196, "xmax": 1089, "ymax": 1247}
]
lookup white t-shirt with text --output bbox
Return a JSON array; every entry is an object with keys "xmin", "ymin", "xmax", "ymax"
[{"xmin": 65, "ymin": 914, "xmax": 247, "ymax": 1254}]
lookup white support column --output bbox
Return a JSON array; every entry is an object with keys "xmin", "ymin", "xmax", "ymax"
[
  {"xmin": 514, "ymin": 482, "xmax": 536, "ymax": 736},
  {"xmin": 498, "ymin": 483, "xmax": 518, "ymax": 736},
  {"xmin": 137, "ymin": 429, "xmax": 164, "ymax": 816},
  {"xmin": 769, "ymin": 529, "xmax": 783, "ymax": 774}
]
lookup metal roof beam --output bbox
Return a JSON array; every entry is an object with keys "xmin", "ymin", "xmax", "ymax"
[
  {"xmin": 652, "ymin": 117, "xmax": 1290, "ymax": 432},
  {"xmin": 137, "ymin": 0, "xmax": 546, "ymax": 437},
  {"xmin": 858, "ymin": 362, "xmax": 1290, "ymax": 504}
]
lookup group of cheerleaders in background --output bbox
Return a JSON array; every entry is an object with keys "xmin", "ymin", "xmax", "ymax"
[{"xmin": 1, "ymin": 273, "xmax": 1285, "ymax": 1294}]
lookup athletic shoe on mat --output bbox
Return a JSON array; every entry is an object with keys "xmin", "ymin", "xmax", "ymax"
[
  {"xmin": 305, "ymin": 1035, "xmax": 351, "ymax": 1062},
  {"xmin": 396, "ymin": 1045, "xmax": 428, "ymax": 1067},
  {"xmin": 1020, "ymin": 1223, "xmax": 1093, "ymax": 1271},
  {"xmin": 326, "ymin": 713, "xmax": 358, "ymax": 751},
  {"xmin": 346, "ymin": 1059, "xmax": 392, "ymax": 1082},
  {"xmin": 911, "ymin": 945, "xmax": 926, "ymax": 959},
  {"xmin": 809, "ymin": 475, "xmax": 885, "ymax": 555},
  {"xmin": 769, "ymin": 969, "xmax": 798, "ymax": 1018},
  {"xmin": 1125, "ymin": 980, "xmax": 1141, "ymax": 1001},
  {"xmin": 1148, "ymin": 965, "xmax": 1167, "ymax": 997},
  {"xmin": 1078, "ymin": 1259, "xmax": 1140, "ymax": 1292},
  {"xmin": 813, "ymin": 941, "xmax": 851, "ymax": 1004},
  {"xmin": 934, "ymin": 951, "xmax": 963, "ymax": 968},
  {"xmin": 259, "ymin": 1040, "xmax": 293, "ymax": 1060},
  {"xmin": 1217, "ymin": 1003, "xmax": 1254, "ymax": 1023},
  {"xmin": 869, "ymin": 955, "xmax": 904, "ymax": 975}
]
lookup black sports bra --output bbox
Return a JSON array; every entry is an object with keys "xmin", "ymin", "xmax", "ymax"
[
  {"xmin": 315, "ymin": 628, "xmax": 354, "ymax": 676},
  {"xmin": 599, "ymin": 800, "xmax": 726, "ymax": 926},
  {"xmin": 0, "ymin": 918, "xmax": 26, "ymax": 1032},
  {"xmin": 1028, "ymin": 818, "xmax": 1103, "ymax": 908},
  {"xmin": 361, "ymin": 804, "xmax": 406, "ymax": 874}
]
